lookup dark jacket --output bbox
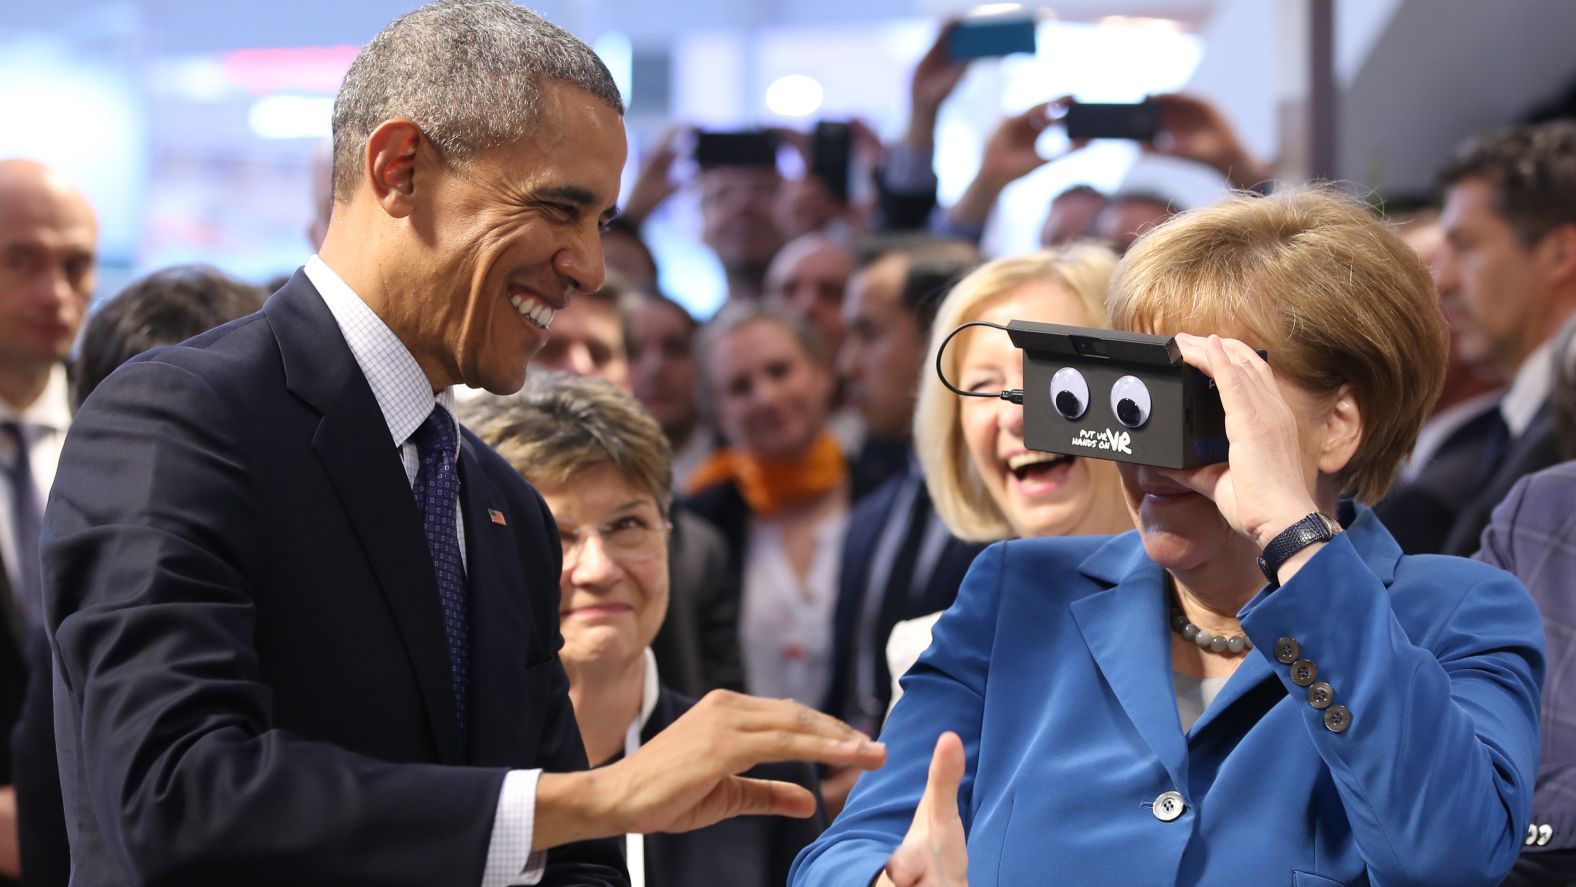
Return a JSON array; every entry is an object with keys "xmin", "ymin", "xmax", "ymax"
[
  {"xmin": 42, "ymin": 273, "xmax": 623, "ymax": 886},
  {"xmin": 823, "ymin": 470, "xmax": 983, "ymax": 724},
  {"xmin": 1478, "ymin": 461, "xmax": 1576, "ymax": 885}
]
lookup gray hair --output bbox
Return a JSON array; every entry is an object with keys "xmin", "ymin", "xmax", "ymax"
[
  {"xmin": 332, "ymin": 0, "xmax": 624, "ymax": 200},
  {"xmin": 460, "ymin": 371, "xmax": 675, "ymax": 514}
]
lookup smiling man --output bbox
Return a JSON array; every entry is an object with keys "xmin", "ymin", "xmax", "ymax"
[{"xmin": 41, "ymin": 3, "xmax": 882, "ymax": 886}]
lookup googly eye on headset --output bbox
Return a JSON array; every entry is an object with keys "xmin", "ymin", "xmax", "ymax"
[
  {"xmin": 1110, "ymin": 375, "xmax": 1152, "ymax": 429},
  {"xmin": 1050, "ymin": 367, "xmax": 1089, "ymax": 419}
]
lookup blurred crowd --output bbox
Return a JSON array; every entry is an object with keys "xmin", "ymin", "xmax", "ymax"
[{"xmin": 2, "ymin": 12, "xmax": 1575, "ymax": 887}]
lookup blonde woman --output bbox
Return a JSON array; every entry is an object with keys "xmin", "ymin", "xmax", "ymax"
[{"xmin": 885, "ymin": 245, "xmax": 1134, "ymax": 705}]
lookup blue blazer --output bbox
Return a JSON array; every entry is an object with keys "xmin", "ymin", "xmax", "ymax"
[
  {"xmin": 43, "ymin": 274, "xmax": 624, "ymax": 885},
  {"xmin": 791, "ymin": 505, "xmax": 1544, "ymax": 887}
]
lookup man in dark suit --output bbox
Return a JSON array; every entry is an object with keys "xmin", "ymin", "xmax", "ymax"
[
  {"xmin": 1408, "ymin": 121, "xmax": 1576, "ymax": 555},
  {"xmin": 0, "ymin": 158, "xmax": 98, "ymax": 885},
  {"xmin": 1478, "ymin": 460, "xmax": 1576, "ymax": 886},
  {"xmin": 42, "ymin": 3, "xmax": 883, "ymax": 885},
  {"xmin": 825, "ymin": 245, "xmax": 983, "ymax": 740}
]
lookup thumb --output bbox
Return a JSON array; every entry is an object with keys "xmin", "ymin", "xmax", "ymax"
[
  {"xmin": 919, "ymin": 731, "xmax": 966, "ymax": 831},
  {"xmin": 722, "ymin": 775, "xmax": 819, "ymax": 820},
  {"xmin": 884, "ymin": 843, "xmax": 927, "ymax": 887}
]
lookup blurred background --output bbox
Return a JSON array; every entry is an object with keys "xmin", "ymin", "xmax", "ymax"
[{"xmin": 5, "ymin": 0, "xmax": 1575, "ymax": 316}]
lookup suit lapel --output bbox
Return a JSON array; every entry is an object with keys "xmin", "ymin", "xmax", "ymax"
[
  {"xmin": 1069, "ymin": 544, "xmax": 1190, "ymax": 792},
  {"xmin": 269, "ymin": 275, "xmax": 465, "ymax": 764},
  {"xmin": 1183, "ymin": 646, "xmax": 1278, "ymax": 739},
  {"xmin": 834, "ymin": 479, "xmax": 901, "ymax": 644},
  {"xmin": 457, "ymin": 439, "xmax": 534, "ymax": 768}
]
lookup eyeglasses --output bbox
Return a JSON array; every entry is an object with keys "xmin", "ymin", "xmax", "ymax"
[{"xmin": 559, "ymin": 514, "xmax": 670, "ymax": 565}]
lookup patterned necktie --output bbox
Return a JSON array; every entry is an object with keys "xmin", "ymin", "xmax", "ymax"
[
  {"xmin": 411, "ymin": 403, "xmax": 470, "ymax": 754},
  {"xmin": 3, "ymin": 422, "xmax": 42, "ymax": 630}
]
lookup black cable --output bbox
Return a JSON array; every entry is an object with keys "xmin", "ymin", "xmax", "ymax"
[{"xmin": 934, "ymin": 321, "xmax": 1024, "ymax": 405}]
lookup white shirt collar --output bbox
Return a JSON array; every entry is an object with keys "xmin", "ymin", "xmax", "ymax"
[
  {"xmin": 1501, "ymin": 339, "xmax": 1554, "ymax": 438},
  {"xmin": 303, "ymin": 256, "xmax": 457, "ymax": 450},
  {"xmin": 637, "ymin": 647, "xmax": 660, "ymax": 733},
  {"xmin": 0, "ymin": 364, "xmax": 72, "ymax": 432}
]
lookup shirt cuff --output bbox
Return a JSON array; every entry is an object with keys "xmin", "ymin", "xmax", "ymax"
[{"xmin": 481, "ymin": 769, "xmax": 548, "ymax": 887}]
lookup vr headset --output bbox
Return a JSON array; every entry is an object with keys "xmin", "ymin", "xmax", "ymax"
[{"xmin": 1000, "ymin": 321, "xmax": 1245, "ymax": 469}]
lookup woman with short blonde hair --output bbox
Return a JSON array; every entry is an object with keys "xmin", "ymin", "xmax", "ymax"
[{"xmin": 1108, "ymin": 190, "xmax": 1447, "ymax": 503}]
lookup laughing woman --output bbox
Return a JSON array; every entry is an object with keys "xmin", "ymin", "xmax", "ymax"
[
  {"xmin": 790, "ymin": 189, "xmax": 1545, "ymax": 887},
  {"xmin": 884, "ymin": 245, "xmax": 1135, "ymax": 707}
]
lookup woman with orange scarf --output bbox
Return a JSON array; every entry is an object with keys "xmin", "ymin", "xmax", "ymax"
[{"xmin": 685, "ymin": 304, "xmax": 848, "ymax": 709}]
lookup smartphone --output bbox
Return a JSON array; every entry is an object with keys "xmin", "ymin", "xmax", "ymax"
[
  {"xmin": 694, "ymin": 130, "xmax": 779, "ymax": 169},
  {"xmin": 810, "ymin": 121, "xmax": 853, "ymax": 203},
  {"xmin": 1063, "ymin": 101, "xmax": 1161, "ymax": 142},
  {"xmin": 947, "ymin": 16, "xmax": 1037, "ymax": 61}
]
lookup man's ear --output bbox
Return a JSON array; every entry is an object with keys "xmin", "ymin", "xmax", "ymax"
[
  {"xmin": 364, "ymin": 118, "xmax": 424, "ymax": 219},
  {"xmin": 1317, "ymin": 384, "xmax": 1363, "ymax": 476},
  {"xmin": 1540, "ymin": 223, "xmax": 1576, "ymax": 287}
]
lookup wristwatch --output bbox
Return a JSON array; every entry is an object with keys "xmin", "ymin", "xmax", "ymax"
[{"xmin": 1257, "ymin": 511, "xmax": 1341, "ymax": 588}]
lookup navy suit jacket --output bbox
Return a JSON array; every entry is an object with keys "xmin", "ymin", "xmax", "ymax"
[
  {"xmin": 42, "ymin": 274, "xmax": 624, "ymax": 886},
  {"xmin": 1374, "ymin": 404, "xmax": 1501, "ymax": 555},
  {"xmin": 1479, "ymin": 461, "xmax": 1576, "ymax": 885},
  {"xmin": 1444, "ymin": 406, "xmax": 1560, "ymax": 556},
  {"xmin": 823, "ymin": 471, "xmax": 983, "ymax": 722},
  {"xmin": 793, "ymin": 505, "xmax": 1544, "ymax": 887}
]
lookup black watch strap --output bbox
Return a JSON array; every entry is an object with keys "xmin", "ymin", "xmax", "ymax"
[{"xmin": 1257, "ymin": 512, "xmax": 1340, "ymax": 588}]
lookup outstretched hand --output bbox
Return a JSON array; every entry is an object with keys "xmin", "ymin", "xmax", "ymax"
[
  {"xmin": 877, "ymin": 732, "xmax": 969, "ymax": 887},
  {"xmin": 605, "ymin": 690, "xmax": 886, "ymax": 834}
]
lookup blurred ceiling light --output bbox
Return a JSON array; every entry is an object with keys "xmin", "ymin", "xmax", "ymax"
[
  {"xmin": 150, "ymin": 57, "xmax": 230, "ymax": 102},
  {"xmin": 248, "ymin": 94, "xmax": 334, "ymax": 140},
  {"xmin": 968, "ymin": 3, "xmax": 1025, "ymax": 16},
  {"xmin": 1097, "ymin": 15, "xmax": 1183, "ymax": 32},
  {"xmin": 223, "ymin": 46, "xmax": 358, "ymax": 95},
  {"xmin": 765, "ymin": 74, "xmax": 823, "ymax": 118},
  {"xmin": 593, "ymin": 32, "xmax": 634, "ymax": 106}
]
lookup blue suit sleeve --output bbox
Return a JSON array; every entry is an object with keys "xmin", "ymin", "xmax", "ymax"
[
  {"xmin": 1238, "ymin": 535, "xmax": 1544, "ymax": 887},
  {"xmin": 789, "ymin": 543, "xmax": 1007, "ymax": 887}
]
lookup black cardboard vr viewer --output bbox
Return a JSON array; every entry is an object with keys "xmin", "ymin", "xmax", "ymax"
[{"xmin": 1006, "ymin": 320, "xmax": 1232, "ymax": 469}]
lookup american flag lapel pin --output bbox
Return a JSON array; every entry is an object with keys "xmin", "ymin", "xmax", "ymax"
[{"xmin": 488, "ymin": 508, "xmax": 508, "ymax": 526}]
